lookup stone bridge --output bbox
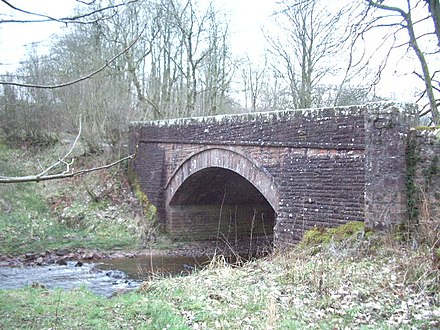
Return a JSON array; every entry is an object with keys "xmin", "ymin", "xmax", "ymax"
[{"xmin": 129, "ymin": 102, "xmax": 418, "ymax": 247}]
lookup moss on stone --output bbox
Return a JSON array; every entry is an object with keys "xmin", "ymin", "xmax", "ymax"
[
  {"xmin": 128, "ymin": 175, "xmax": 157, "ymax": 225},
  {"xmin": 301, "ymin": 221, "xmax": 366, "ymax": 247},
  {"xmin": 301, "ymin": 226, "xmax": 330, "ymax": 246}
]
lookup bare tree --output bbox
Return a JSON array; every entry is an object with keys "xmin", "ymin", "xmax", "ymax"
[
  {"xmin": 0, "ymin": 14, "xmax": 139, "ymax": 147},
  {"xmin": 363, "ymin": 0, "xmax": 440, "ymax": 124},
  {"xmin": 89, "ymin": 0, "xmax": 232, "ymax": 119},
  {"xmin": 199, "ymin": 11, "xmax": 233, "ymax": 116},
  {"xmin": 166, "ymin": 0, "xmax": 212, "ymax": 116},
  {"xmin": 241, "ymin": 56, "xmax": 267, "ymax": 112},
  {"xmin": 258, "ymin": 70, "xmax": 291, "ymax": 111},
  {"xmin": 0, "ymin": 0, "xmax": 234, "ymax": 147},
  {"xmin": 0, "ymin": 39, "xmax": 139, "ymax": 89},
  {"xmin": 267, "ymin": 0, "xmax": 351, "ymax": 109}
]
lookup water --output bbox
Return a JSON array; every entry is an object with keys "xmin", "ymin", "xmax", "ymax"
[
  {"xmin": 0, "ymin": 255, "xmax": 209, "ymax": 297},
  {"xmin": 93, "ymin": 255, "xmax": 210, "ymax": 280}
]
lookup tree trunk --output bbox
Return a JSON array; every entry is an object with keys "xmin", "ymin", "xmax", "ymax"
[{"xmin": 426, "ymin": 0, "xmax": 440, "ymax": 49}]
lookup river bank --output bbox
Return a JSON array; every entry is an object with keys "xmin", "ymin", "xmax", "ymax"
[{"xmin": 1, "ymin": 234, "xmax": 439, "ymax": 329}]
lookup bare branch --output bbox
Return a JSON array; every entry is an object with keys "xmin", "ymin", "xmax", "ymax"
[
  {"xmin": 36, "ymin": 118, "xmax": 83, "ymax": 178},
  {"xmin": 0, "ymin": 0, "xmax": 140, "ymax": 25},
  {"xmin": 0, "ymin": 152, "xmax": 136, "ymax": 184},
  {"xmin": 367, "ymin": 0, "xmax": 407, "ymax": 17},
  {"xmin": 0, "ymin": 121, "xmax": 138, "ymax": 183},
  {"xmin": 76, "ymin": 0, "xmax": 98, "ymax": 5}
]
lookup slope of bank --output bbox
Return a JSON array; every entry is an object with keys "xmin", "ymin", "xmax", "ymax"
[{"xmin": 0, "ymin": 141, "xmax": 157, "ymax": 256}]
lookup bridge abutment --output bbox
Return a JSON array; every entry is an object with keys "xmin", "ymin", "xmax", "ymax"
[{"xmin": 364, "ymin": 105, "xmax": 418, "ymax": 228}]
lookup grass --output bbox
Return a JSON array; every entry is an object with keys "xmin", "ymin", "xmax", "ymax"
[
  {"xmin": 1, "ymin": 234, "xmax": 438, "ymax": 329},
  {"xmin": 0, "ymin": 141, "xmax": 145, "ymax": 255},
  {"xmin": 0, "ymin": 287, "xmax": 188, "ymax": 329}
]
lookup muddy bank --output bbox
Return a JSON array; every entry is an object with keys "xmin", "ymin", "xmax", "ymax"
[{"xmin": 0, "ymin": 236, "xmax": 273, "ymax": 268}]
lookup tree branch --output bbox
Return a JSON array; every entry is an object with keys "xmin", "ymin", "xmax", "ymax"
[
  {"xmin": 0, "ymin": 153, "xmax": 136, "ymax": 183},
  {"xmin": 367, "ymin": 0, "xmax": 407, "ymax": 17},
  {"xmin": 0, "ymin": 0, "xmax": 140, "ymax": 25},
  {"xmin": 0, "ymin": 34, "xmax": 141, "ymax": 89}
]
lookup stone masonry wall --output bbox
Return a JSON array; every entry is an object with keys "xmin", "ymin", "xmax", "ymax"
[{"xmin": 129, "ymin": 102, "xmax": 418, "ymax": 246}]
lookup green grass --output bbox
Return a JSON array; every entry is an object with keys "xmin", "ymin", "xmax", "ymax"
[
  {"xmin": 0, "ymin": 287, "xmax": 189, "ymax": 329},
  {"xmin": 0, "ymin": 142, "xmax": 142, "ymax": 255}
]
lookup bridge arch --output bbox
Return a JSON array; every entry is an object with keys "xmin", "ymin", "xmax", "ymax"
[
  {"xmin": 165, "ymin": 148, "xmax": 279, "ymax": 209},
  {"xmin": 165, "ymin": 148, "xmax": 279, "ymax": 243}
]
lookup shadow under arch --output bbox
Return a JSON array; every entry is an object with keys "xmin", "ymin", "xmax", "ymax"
[{"xmin": 164, "ymin": 148, "xmax": 279, "ymax": 247}]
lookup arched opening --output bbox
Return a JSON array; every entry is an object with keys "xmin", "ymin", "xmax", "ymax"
[{"xmin": 167, "ymin": 167, "xmax": 275, "ymax": 255}]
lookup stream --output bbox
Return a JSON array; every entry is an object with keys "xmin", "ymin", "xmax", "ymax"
[{"xmin": 0, "ymin": 255, "xmax": 209, "ymax": 297}]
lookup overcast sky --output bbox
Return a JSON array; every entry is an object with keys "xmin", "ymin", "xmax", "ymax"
[{"xmin": 0, "ymin": 1, "xmax": 74, "ymax": 69}]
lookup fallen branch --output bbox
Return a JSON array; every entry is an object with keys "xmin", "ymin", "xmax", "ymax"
[{"xmin": 0, "ymin": 153, "xmax": 136, "ymax": 183}]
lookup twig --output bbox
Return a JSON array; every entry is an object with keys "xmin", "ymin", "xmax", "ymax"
[
  {"xmin": 215, "ymin": 189, "xmax": 227, "ymax": 255},
  {"xmin": 37, "ymin": 119, "xmax": 83, "ymax": 179},
  {"xmin": 249, "ymin": 209, "xmax": 256, "ymax": 258},
  {"xmin": 53, "ymin": 290, "xmax": 62, "ymax": 329},
  {"xmin": 0, "ymin": 0, "xmax": 139, "ymax": 25}
]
